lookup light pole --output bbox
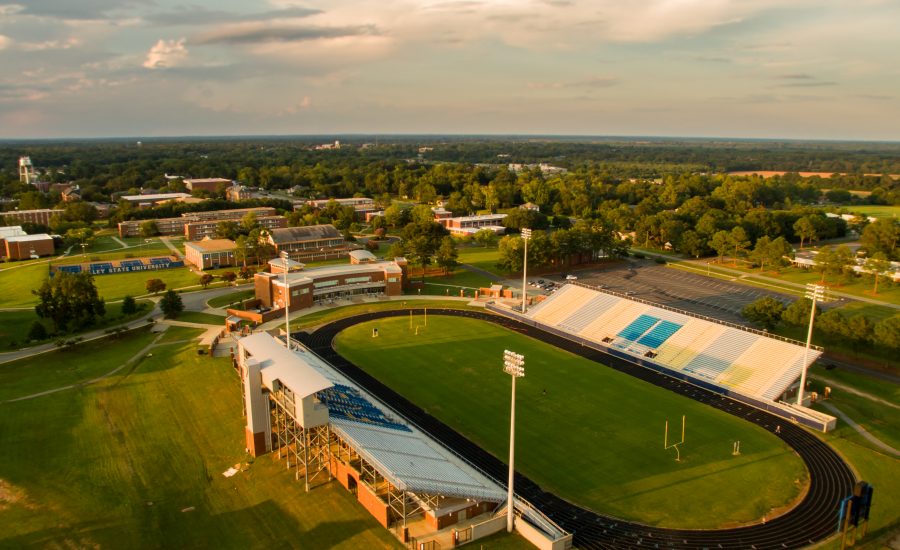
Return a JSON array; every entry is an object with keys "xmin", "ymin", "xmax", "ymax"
[
  {"xmin": 80, "ymin": 241, "xmax": 87, "ymax": 259},
  {"xmin": 521, "ymin": 228, "xmax": 531, "ymax": 314},
  {"xmin": 797, "ymin": 283, "xmax": 825, "ymax": 406},
  {"xmin": 281, "ymin": 250, "xmax": 291, "ymax": 350},
  {"xmin": 503, "ymin": 349, "xmax": 525, "ymax": 532}
]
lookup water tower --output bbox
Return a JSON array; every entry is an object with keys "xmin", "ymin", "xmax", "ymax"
[{"xmin": 18, "ymin": 156, "xmax": 35, "ymax": 184}]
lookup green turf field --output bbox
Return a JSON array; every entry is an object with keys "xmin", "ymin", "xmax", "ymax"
[
  {"xmin": 843, "ymin": 205, "xmax": 900, "ymax": 219},
  {"xmin": 335, "ymin": 316, "xmax": 808, "ymax": 529},
  {"xmin": 0, "ymin": 330, "xmax": 402, "ymax": 548}
]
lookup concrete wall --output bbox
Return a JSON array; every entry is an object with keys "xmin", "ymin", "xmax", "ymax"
[
  {"xmin": 469, "ymin": 515, "xmax": 506, "ymax": 541},
  {"xmin": 515, "ymin": 519, "xmax": 573, "ymax": 550}
]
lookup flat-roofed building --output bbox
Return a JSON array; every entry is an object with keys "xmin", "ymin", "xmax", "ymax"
[
  {"xmin": 441, "ymin": 213, "xmax": 507, "ymax": 236},
  {"xmin": 183, "ymin": 207, "xmax": 276, "ymax": 222},
  {"xmin": 302, "ymin": 197, "xmax": 377, "ymax": 221},
  {"xmin": 184, "ymin": 238, "xmax": 237, "ymax": 270},
  {"xmin": 267, "ymin": 224, "xmax": 350, "ymax": 262},
  {"xmin": 3, "ymin": 233, "xmax": 54, "ymax": 260},
  {"xmin": 1, "ymin": 209, "xmax": 64, "ymax": 226},
  {"xmin": 184, "ymin": 215, "xmax": 287, "ymax": 241},
  {"xmin": 254, "ymin": 257, "xmax": 407, "ymax": 312},
  {"xmin": 184, "ymin": 178, "xmax": 233, "ymax": 193},
  {"xmin": 118, "ymin": 207, "xmax": 279, "ymax": 238},
  {"xmin": 119, "ymin": 193, "xmax": 192, "ymax": 208},
  {"xmin": 118, "ymin": 217, "xmax": 185, "ymax": 237}
]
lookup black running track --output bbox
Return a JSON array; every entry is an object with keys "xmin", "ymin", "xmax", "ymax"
[{"xmin": 299, "ymin": 309, "xmax": 855, "ymax": 550}]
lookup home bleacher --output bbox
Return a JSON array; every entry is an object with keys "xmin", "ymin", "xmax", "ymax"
[
  {"xmin": 522, "ymin": 283, "xmax": 821, "ymax": 403},
  {"xmin": 318, "ymin": 384, "xmax": 411, "ymax": 432}
]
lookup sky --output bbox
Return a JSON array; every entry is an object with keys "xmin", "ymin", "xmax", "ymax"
[{"xmin": 0, "ymin": 0, "xmax": 898, "ymax": 140}]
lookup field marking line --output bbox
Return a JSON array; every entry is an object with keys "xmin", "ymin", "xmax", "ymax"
[
  {"xmin": 111, "ymin": 236, "xmax": 128, "ymax": 248},
  {"xmin": 1, "ymin": 332, "xmax": 166, "ymax": 404},
  {"xmin": 819, "ymin": 402, "xmax": 900, "ymax": 457}
]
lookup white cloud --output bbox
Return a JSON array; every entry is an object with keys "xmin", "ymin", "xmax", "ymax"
[
  {"xmin": 143, "ymin": 38, "xmax": 188, "ymax": 69},
  {"xmin": 0, "ymin": 35, "xmax": 11, "ymax": 49}
]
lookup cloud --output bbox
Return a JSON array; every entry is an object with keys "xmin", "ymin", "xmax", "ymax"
[
  {"xmin": 17, "ymin": 38, "xmax": 81, "ymax": 51},
  {"xmin": 143, "ymin": 38, "xmax": 188, "ymax": 69},
  {"xmin": 0, "ymin": 4, "xmax": 24, "ymax": 16},
  {"xmin": 145, "ymin": 6, "xmax": 321, "ymax": 27},
  {"xmin": 13, "ymin": 0, "xmax": 151, "ymax": 20},
  {"xmin": 772, "ymin": 74, "xmax": 837, "ymax": 88},
  {"xmin": 0, "ymin": 35, "xmax": 11, "ymax": 49},
  {"xmin": 192, "ymin": 24, "xmax": 379, "ymax": 45},
  {"xmin": 528, "ymin": 76, "xmax": 618, "ymax": 90}
]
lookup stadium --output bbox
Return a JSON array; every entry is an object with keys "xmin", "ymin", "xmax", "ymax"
[{"xmin": 235, "ymin": 282, "xmax": 857, "ymax": 549}]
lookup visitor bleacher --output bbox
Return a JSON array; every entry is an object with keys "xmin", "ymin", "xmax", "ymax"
[
  {"xmin": 522, "ymin": 283, "xmax": 821, "ymax": 402},
  {"xmin": 89, "ymin": 262, "xmax": 113, "ymax": 274},
  {"xmin": 318, "ymin": 384, "xmax": 411, "ymax": 432},
  {"xmin": 56, "ymin": 265, "xmax": 82, "ymax": 274},
  {"xmin": 120, "ymin": 259, "xmax": 145, "ymax": 268},
  {"xmin": 150, "ymin": 257, "xmax": 171, "ymax": 265}
]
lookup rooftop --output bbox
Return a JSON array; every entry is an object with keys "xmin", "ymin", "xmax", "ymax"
[
  {"xmin": 4, "ymin": 233, "xmax": 53, "ymax": 243},
  {"xmin": 184, "ymin": 238, "xmax": 237, "ymax": 252},
  {"xmin": 273, "ymin": 260, "xmax": 402, "ymax": 287},
  {"xmin": 269, "ymin": 224, "xmax": 342, "ymax": 244},
  {"xmin": 184, "ymin": 178, "xmax": 232, "ymax": 184},
  {"xmin": 239, "ymin": 333, "xmax": 333, "ymax": 399},
  {"xmin": 450, "ymin": 213, "xmax": 508, "ymax": 222},
  {"xmin": 120, "ymin": 193, "xmax": 191, "ymax": 202}
]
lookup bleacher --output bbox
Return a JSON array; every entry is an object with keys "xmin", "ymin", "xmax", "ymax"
[
  {"xmin": 522, "ymin": 283, "xmax": 821, "ymax": 402},
  {"xmin": 318, "ymin": 384, "xmax": 411, "ymax": 432},
  {"xmin": 89, "ymin": 262, "xmax": 113, "ymax": 274},
  {"xmin": 119, "ymin": 259, "xmax": 145, "ymax": 268},
  {"xmin": 150, "ymin": 257, "xmax": 171, "ymax": 265},
  {"xmin": 56, "ymin": 265, "xmax": 82, "ymax": 274}
]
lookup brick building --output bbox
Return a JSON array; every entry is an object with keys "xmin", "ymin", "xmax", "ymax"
[
  {"xmin": 254, "ymin": 257, "xmax": 407, "ymax": 312},
  {"xmin": 440, "ymin": 213, "xmax": 507, "ymax": 236},
  {"xmin": 184, "ymin": 178, "xmax": 233, "ymax": 193},
  {"xmin": 118, "ymin": 207, "xmax": 279, "ymax": 238},
  {"xmin": 267, "ymin": 224, "xmax": 351, "ymax": 262},
  {"xmin": 184, "ymin": 238, "xmax": 238, "ymax": 270},
  {"xmin": 1, "ymin": 209, "xmax": 64, "ymax": 226},
  {"xmin": 2, "ymin": 233, "xmax": 55, "ymax": 260},
  {"xmin": 184, "ymin": 215, "xmax": 287, "ymax": 241}
]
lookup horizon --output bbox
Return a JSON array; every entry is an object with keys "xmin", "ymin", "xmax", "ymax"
[{"xmin": 1, "ymin": 1, "xmax": 898, "ymax": 141}]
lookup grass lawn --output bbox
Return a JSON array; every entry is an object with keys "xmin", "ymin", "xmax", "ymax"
[
  {"xmin": 289, "ymin": 300, "xmax": 481, "ymax": 331},
  {"xmin": 334, "ymin": 316, "xmax": 807, "ymax": 529},
  {"xmin": 173, "ymin": 311, "xmax": 226, "ymax": 325},
  {"xmin": 417, "ymin": 268, "xmax": 497, "ymax": 297},
  {"xmin": 156, "ymin": 326, "xmax": 206, "ymax": 343},
  {"xmin": 458, "ymin": 246, "xmax": 506, "ymax": 277},
  {"xmin": 0, "ymin": 331, "xmax": 401, "ymax": 549},
  {"xmin": 0, "ymin": 300, "xmax": 153, "ymax": 350},
  {"xmin": 738, "ymin": 265, "xmax": 900, "ymax": 306},
  {"xmin": 842, "ymin": 205, "xmax": 900, "ymax": 219},
  {"xmin": 0, "ymin": 263, "xmax": 52, "ymax": 308},
  {"xmin": 208, "ymin": 289, "xmax": 256, "ymax": 308}
]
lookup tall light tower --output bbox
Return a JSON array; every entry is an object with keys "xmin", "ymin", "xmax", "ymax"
[
  {"xmin": 520, "ymin": 228, "xmax": 531, "ymax": 314},
  {"xmin": 503, "ymin": 349, "xmax": 525, "ymax": 532},
  {"xmin": 281, "ymin": 251, "xmax": 291, "ymax": 350},
  {"xmin": 797, "ymin": 283, "xmax": 826, "ymax": 406}
]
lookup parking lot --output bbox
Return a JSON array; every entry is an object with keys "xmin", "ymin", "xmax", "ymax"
[{"xmin": 542, "ymin": 260, "xmax": 820, "ymax": 325}]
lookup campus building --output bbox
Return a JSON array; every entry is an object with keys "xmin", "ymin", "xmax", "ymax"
[
  {"xmin": 184, "ymin": 215, "xmax": 287, "ymax": 241},
  {"xmin": 117, "ymin": 207, "xmax": 279, "ymax": 238},
  {"xmin": 1, "ymin": 209, "xmax": 64, "ymax": 226},
  {"xmin": 119, "ymin": 193, "xmax": 192, "ymax": 208},
  {"xmin": 253, "ymin": 256, "xmax": 406, "ymax": 313},
  {"xmin": 184, "ymin": 178, "xmax": 233, "ymax": 193},
  {"xmin": 439, "ymin": 213, "xmax": 507, "ymax": 236},
  {"xmin": 267, "ymin": 225, "xmax": 351, "ymax": 262},
  {"xmin": 184, "ymin": 238, "xmax": 238, "ymax": 270},
  {"xmin": 2, "ymin": 233, "xmax": 54, "ymax": 260},
  {"xmin": 303, "ymin": 197, "xmax": 379, "ymax": 220}
]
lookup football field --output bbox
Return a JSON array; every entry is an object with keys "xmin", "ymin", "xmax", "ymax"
[{"xmin": 334, "ymin": 315, "xmax": 808, "ymax": 529}]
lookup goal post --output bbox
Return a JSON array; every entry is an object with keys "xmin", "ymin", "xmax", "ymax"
[{"xmin": 664, "ymin": 415, "xmax": 685, "ymax": 462}]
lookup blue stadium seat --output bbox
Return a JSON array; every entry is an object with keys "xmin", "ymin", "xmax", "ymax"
[
  {"xmin": 56, "ymin": 265, "xmax": 82, "ymax": 274},
  {"xmin": 617, "ymin": 314, "xmax": 659, "ymax": 342},
  {"xmin": 90, "ymin": 262, "xmax": 113, "ymax": 274},
  {"xmin": 120, "ymin": 260, "xmax": 144, "ymax": 268},
  {"xmin": 317, "ymin": 384, "xmax": 411, "ymax": 432},
  {"xmin": 150, "ymin": 257, "xmax": 170, "ymax": 265},
  {"xmin": 637, "ymin": 320, "xmax": 682, "ymax": 349}
]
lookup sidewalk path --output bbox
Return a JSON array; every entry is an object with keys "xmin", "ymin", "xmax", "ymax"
[
  {"xmin": 820, "ymin": 402, "xmax": 900, "ymax": 457},
  {"xmin": 814, "ymin": 376, "xmax": 900, "ymax": 410},
  {"xmin": 159, "ymin": 237, "xmax": 183, "ymax": 259},
  {"xmin": 111, "ymin": 236, "xmax": 128, "ymax": 248}
]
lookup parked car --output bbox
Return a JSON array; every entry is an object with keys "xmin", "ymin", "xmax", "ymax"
[{"xmin": 565, "ymin": 274, "xmax": 578, "ymax": 280}]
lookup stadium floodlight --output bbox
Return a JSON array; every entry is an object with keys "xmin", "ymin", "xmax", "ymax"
[
  {"xmin": 503, "ymin": 349, "xmax": 524, "ymax": 532},
  {"xmin": 797, "ymin": 283, "xmax": 827, "ymax": 406},
  {"xmin": 520, "ymin": 228, "xmax": 531, "ymax": 314},
  {"xmin": 281, "ymin": 250, "xmax": 291, "ymax": 351}
]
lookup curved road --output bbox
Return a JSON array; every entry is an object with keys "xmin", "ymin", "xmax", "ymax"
[{"xmin": 300, "ymin": 309, "xmax": 856, "ymax": 550}]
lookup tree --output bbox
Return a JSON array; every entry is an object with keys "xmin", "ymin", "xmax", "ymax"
[
  {"xmin": 27, "ymin": 320, "xmax": 48, "ymax": 341},
  {"xmin": 146, "ymin": 278, "xmax": 166, "ymax": 295},
  {"xmin": 200, "ymin": 273, "xmax": 215, "ymax": 288},
  {"xmin": 159, "ymin": 290, "xmax": 184, "ymax": 319},
  {"xmin": 33, "ymin": 272, "xmax": 106, "ymax": 332},
  {"xmin": 710, "ymin": 230, "xmax": 731, "ymax": 264},
  {"xmin": 873, "ymin": 315, "xmax": 900, "ymax": 349},
  {"xmin": 860, "ymin": 218, "xmax": 899, "ymax": 259},
  {"xmin": 216, "ymin": 220, "xmax": 240, "ymax": 240},
  {"xmin": 815, "ymin": 245, "xmax": 853, "ymax": 283},
  {"xmin": 793, "ymin": 216, "xmax": 817, "ymax": 249},
  {"xmin": 782, "ymin": 297, "xmax": 819, "ymax": 327},
  {"xmin": 678, "ymin": 230, "xmax": 705, "ymax": 259},
  {"xmin": 239, "ymin": 265, "xmax": 255, "ymax": 282},
  {"xmin": 741, "ymin": 297, "xmax": 785, "ymax": 330},
  {"xmin": 435, "ymin": 236, "xmax": 459, "ymax": 274},
  {"xmin": 221, "ymin": 271, "xmax": 237, "ymax": 285},
  {"xmin": 729, "ymin": 226, "xmax": 751, "ymax": 265},
  {"xmin": 750, "ymin": 235, "xmax": 773, "ymax": 271},
  {"xmin": 121, "ymin": 295, "xmax": 137, "ymax": 315},
  {"xmin": 766, "ymin": 237, "xmax": 794, "ymax": 272},
  {"xmin": 474, "ymin": 229, "xmax": 498, "ymax": 248},
  {"xmin": 864, "ymin": 252, "xmax": 890, "ymax": 294},
  {"xmin": 241, "ymin": 211, "xmax": 259, "ymax": 233},
  {"xmin": 365, "ymin": 239, "xmax": 379, "ymax": 252},
  {"xmin": 140, "ymin": 220, "xmax": 159, "ymax": 238}
]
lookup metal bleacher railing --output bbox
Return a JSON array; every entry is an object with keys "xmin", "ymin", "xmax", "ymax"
[{"xmin": 567, "ymin": 281, "xmax": 822, "ymax": 351}]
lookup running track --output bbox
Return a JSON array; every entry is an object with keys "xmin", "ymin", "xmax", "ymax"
[{"xmin": 300, "ymin": 309, "xmax": 855, "ymax": 549}]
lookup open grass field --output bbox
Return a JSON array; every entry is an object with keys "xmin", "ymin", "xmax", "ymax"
[
  {"xmin": 174, "ymin": 311, "xmax": 226, "ymax": 325},
  {"xmin": 334, "ymin": 316, "xmax": 808, "ymax": 529},
  {"xmin": 458, "ymin": 246, "xmax": 506, "ymax": 277},
  {"xmin": 0, "ymin": 299, "xmax": 152, "ymax": 350},
  {"xmin": 0, "ymin": 329, "xmax": 403, "ymax": 549},
  {"xmin": 208, "ymin": 289, "xmax": 255, "ymax": 308},
  {"xmin": 288, "ymin": 299, "xmax": 481, "ymax": 331},
  {"xmin": 843, "ymin": 205, "xmax": 900, "ymax": 219}
]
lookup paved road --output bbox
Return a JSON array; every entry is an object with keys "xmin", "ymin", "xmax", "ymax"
[
  {"xmin": 180, "ymin": 283, "xmax": 252, "ymax": 312},
  {"xmin": 159, "ymin": 237, "xmax": 184, "ymax": 259}
]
